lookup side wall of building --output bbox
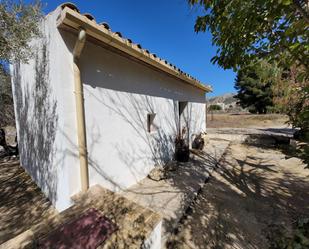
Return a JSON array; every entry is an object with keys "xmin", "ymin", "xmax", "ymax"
[
  {"xmin": 77, "ymin": 40, "xmax": 206, "ymax": 192},
  {"xmin": 10, "ymin": 9, "xmax": 79, "ymax": 211},
  {"xmin": 11, "ymin": 8, "xmax": 206, "ymax": 211}
]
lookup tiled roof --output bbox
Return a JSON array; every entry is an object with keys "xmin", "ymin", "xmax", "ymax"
[{"xmin": 56, "ymin": 2, "xmax": 212, "ymax": 92}]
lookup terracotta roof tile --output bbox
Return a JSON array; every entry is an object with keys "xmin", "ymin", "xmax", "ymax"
[
  {"xmin": 56, "ymin": 3, "xmax": 212, "ymax": 92},
  {"xmin": 60, "ymin": 2, "xmax": 79, "ymax": 12},
  {"xmin": 83, "ymin": 13, "xmax": 95, "ymax": 21},
  {"xmin": 99, "ymin": 22, "xmax": 111, "ymax": 30}
]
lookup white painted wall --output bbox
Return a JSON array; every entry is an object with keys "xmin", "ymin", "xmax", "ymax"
[
  {"xmin": 11, "ymin": 8, "xmax": 79, "ymax": 211},
  {"xmin": 11, "ymin": 7, "xmax": 206, "ymax": 211},
  {"xmin": 143, "ymin": 221, "xmax": 162, "ymax": 249},
  {"xmin": 79, "ymin": 40, "xmax": 206, "ymax": 192}
]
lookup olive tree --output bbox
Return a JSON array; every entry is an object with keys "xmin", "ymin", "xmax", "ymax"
[
  {"xmin": 0, "ymin": 0, "xmax": 42, "ymax": 126},
  {"xmin": 0, "ymin": 0, "xmax": 42, "ymax": 65}
]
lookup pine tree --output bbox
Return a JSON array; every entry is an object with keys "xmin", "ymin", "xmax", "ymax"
[{"xmin": 234, "ymin": 61, "xmax": 277, "ymax": 114}]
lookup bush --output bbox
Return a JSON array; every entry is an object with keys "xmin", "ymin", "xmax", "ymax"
[
  {"xmin": 208, "ymin": 104, "xmax": 222, "ymax": 111},
  {"xmin": 0, "ymin": 66, "xmax": 15, "ymax": 127},
  {"xmin": 268, "ymin": 217, "xmax": 309, "ymax": 249},
  {"xmin": 286, "ymin": 85, "xmax": 309, "ymax": 135},
  {"xmin": 273, "ymin": 66, "xmax": 309, "ymax": 135},
  {"xmin": 174, "ymin": 127, "xmax": 190, "ymax": 162},
  {"xmin": 192, "ymin": 133, "xmax": 205, "ymax": 150}
]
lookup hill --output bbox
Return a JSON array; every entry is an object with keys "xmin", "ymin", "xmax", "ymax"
[{"xmin": 207, "ymin": 93, "xmax": 236, "ymax": 105}]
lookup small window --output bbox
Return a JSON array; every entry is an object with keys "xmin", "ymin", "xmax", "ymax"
[{"xmin": 147, "ymin": 113, "xmax": 156, "ymax": 133}]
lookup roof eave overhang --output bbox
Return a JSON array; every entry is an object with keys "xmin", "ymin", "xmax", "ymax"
[{"xmin": 56, "ymin": 7, "xmax": 212, "ymax": 93}]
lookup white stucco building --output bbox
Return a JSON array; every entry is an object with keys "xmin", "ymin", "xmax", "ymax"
[{"xmin": 11, "ymin": 3, "xmax": 211, "ymax": 212}]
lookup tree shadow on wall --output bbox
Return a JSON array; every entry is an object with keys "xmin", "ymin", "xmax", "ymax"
[
  {"xmin": 12, "ymin": 36, "xmax": 58, "ymax": 205},
  {"xmin": 83, "ymin": 88, "xmax": 219, "ymax": 240},
  {"xmin": 84, "ymin": 89, "xmax": 180, "ymax": 189}
]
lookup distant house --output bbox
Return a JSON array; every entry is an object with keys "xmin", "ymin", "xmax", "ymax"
[{"xmin": 11, "ymin": 3, "xmax": 212, "ymax": 211}]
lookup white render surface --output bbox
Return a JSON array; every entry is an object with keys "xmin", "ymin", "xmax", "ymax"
[
  {"xmin": 11, "ymin": 7, "xmax": 207, "ymax": 211},
  {"xmin": 143, "ymin": 220, "xmax": 162, "ymax": 249},
  {"xmin": 80, "ymin": 40, "xmax": 206, "ymax": 193},
  {"xmin": 11, "ymin": 8, "xmax": 78, "ymax": 211}
]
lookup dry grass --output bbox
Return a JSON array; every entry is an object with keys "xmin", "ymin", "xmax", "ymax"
[{"xmin": 207, "ymin": 113, "xmax": 289, "ymax": 128}]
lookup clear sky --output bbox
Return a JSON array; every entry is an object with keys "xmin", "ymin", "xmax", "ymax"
[{"xmin": 41, "ymin": 0, "xmax": 236, "ymax": 97}]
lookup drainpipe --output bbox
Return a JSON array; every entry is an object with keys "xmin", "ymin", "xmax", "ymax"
[
  {"xmin": 205, "ymin": 96, "xmax": 207, "ymax": 131},
  {"xmin": 73, "ymin": 28, "xmax": 89, "ymax": 192}
]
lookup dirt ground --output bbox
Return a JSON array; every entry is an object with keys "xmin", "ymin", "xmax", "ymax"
[
  {"xmin": 1, "ymin": 117, "xmax": 307, "ymax": 248},
  {"xmin": 207, "ymin": 114, "xmax": 289, "ymax": 128},
  {"xmin": 0, "ymin": 157, "xmax": 57, "ymax": 245},
  {"xmin": 168, "ymin": 143, "xmax": 309, "ymax": 249}
]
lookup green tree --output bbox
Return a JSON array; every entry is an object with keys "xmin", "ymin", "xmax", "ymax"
[
  {"xmin": 188, "ymin": 0, "xmax": 309, "ymax": 134},
  {"xmin": 188, "ymin": 0, "xmax": 309, "ymax": 72},
  {"xmin": 208, "ymin": 104, "xmax": 222, "ymax": 111},
  {"xmin": 0, "ymin": 0, "xmax": 42, "ymax": 126},
  {"xmin": 0, "ymin": 66, "xmax": 14, "ymax": 126},
  {"xmin": 0, "ymin": 0, "xmax": 42, "ymax": 65},
  {"xmin": 234, "ymin": 61, "xmax": 278, "ymax": 114}
]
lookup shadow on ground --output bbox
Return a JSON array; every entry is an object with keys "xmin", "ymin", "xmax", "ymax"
[
  {"xmin": 167, "ymin": 143, "xmax": 309, "ymax": 249},
  {"xmin": 0, "ymin": 157, "xmax": 160, "ymax": 249},
  {"xmin": 0, "ymin": 157, "xmax": 57, "ymax": 244}
]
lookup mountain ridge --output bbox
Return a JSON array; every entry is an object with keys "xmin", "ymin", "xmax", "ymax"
[{"xmin": 207, "ymin": 93, "xmax": 236, "ymax": 105}]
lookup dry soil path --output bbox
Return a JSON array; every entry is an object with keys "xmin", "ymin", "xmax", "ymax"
[{"xmin": 167, "ymin": 143, "xmax": 309, "ymax": 249}]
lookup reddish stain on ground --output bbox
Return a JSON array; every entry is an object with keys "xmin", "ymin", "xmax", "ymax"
[{"xmin": 39, "ymin": 208, "xmax": 117, "ymax": 249}]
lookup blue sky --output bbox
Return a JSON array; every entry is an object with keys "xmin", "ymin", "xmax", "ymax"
[{"xmin": 41, "ymin": 0, "xmax": 236, "ymax": 97}]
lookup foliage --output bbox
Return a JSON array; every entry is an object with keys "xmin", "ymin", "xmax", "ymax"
[
  {"xmin": 188, "ymin": 0, "xmax": 309, "ymax": 72},
  {"xmin": 234, "ymin": 61, "xmax": 277, "ymax": 114},
  {"xmin": 286, "ymin": 84, "xmax": 309, "ymax": 133},
  {"xmin": 0, "ymin": 65, "xmax": 14, "ymax": 126},
  {"xmin": 192, "ymin": 133, "xmax": 204, "ymax": 150},
  {"xmin": 0, "ymin": 0, "xmax": 42, "ymax": 127},
  {"xmin": 268, "ymin": 217, "xmax": 309, "ymax": 249},
  {"xmin": 279, "ymin": 141, "xmax": 309, "ymax": 168},
  {"xmin": 208, "ymin": 104, "xmax": 222, "ymax": 111},
  {"xmin": 272, "ymin": 65, "xmax": 309, "ymax": 133},
  {"xmin": 188, "ymin": 0, "xmax": 309, "ymax": 132},
  {"xmin": 175, "ymin": 127, "xmax": 190, "ymax": 162},
  {"xmin": 0, "ymin": 0, "xmax": 42, "ymax": 65}
]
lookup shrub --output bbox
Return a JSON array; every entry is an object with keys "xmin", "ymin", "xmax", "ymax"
[
  {"xmin": 273, "ymin": 65, "xmax": 309, "ymax": 136},
  {"xmin": 174, "ymin": 127, "xmax": 190, "ymax": 162},
  {"xmin": 208, "ymin": 104, "xmax": 222, "ymax": 111}
]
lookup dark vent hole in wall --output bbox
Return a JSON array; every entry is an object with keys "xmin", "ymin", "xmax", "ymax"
[{"xmin": 147, "ymin": 113, "xmax": 156, "ymax": 133}]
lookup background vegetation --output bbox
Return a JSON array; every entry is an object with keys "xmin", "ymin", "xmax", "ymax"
[
  {"xmin": 189, "ymin": 0, "xmax": 309, "ymax": 135},
  {"xmin": 0, "ymin": 0, "xmax": 42, "ymax": 127},
  {"xmin": 208, "ymin": 104, "xmax": 222, "ymax": 111},
  {"xmin": 234, "ymin": 61, "xmax": 276, "ymax": 114}
]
